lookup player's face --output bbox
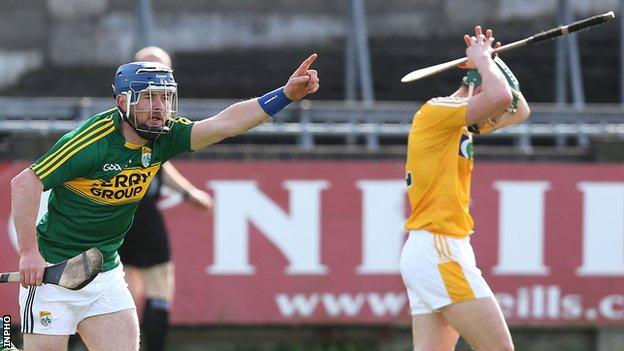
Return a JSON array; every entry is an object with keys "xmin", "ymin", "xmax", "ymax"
[{"xmin": 132, "ymin": 90, "xmax": 174, "ymax": 128}]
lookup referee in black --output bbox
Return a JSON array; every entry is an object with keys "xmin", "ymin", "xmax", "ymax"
[{"xmin": 118, "ymin": 46, "xmax": 213, "ymax": 351}]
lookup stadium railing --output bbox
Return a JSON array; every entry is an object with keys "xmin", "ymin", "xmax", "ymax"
[{"xmin": 0, "ymin": 97, "xmax": 623, "ymax": 151}]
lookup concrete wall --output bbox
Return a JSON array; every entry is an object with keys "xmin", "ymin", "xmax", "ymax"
[{"xmin": 0, "ymin": 0, "xmax": 618, "ymax": 88}]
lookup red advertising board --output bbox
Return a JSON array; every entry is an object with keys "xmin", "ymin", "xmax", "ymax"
[{"xmin": 1, "ymin": 161, "xmax": 624, "ymax": 326}]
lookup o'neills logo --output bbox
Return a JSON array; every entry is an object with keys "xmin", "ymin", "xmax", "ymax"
[{"xmin": 64, "ymin": 164, "xmax": 160, "ymax": 205}]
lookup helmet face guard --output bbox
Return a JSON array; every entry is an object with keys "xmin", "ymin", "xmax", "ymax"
[
  {"xmin": 461, "ymin": 56, "xmax": 520, "ymax": 99},
  {"xmin": 125, "ymin": 84, "xmax": 178, "ymax": 140},
  {"xmin": 113, "ymin": 62, "xmax": 178, "ymax": 140},
  {"xmin": 462, "ymin": 69, "xmax": 482, "ymax": 98}
]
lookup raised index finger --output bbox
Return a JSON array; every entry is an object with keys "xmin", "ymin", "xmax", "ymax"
[
  {"xmin": 474, "ymin": 25, "xmax": 482, "ymax": 37},
  {"xmin": 295, "ymin": 53, "xmax": 318, "ymax": 74},
  {"xmin": 463, "ymin": 34, "xmax": 472, "ymax": 47}
]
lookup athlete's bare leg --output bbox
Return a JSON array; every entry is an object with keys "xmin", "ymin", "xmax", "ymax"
[
  {"xmin": 138, "ymin": 262, "xmax": 174, "ymax": 302},
  {"xmin": 411, "ymin": 313, "xmax": 459, "ymax": 351},
  {"xmin": 441, "ymin": 296, "xmax": 514, "ymax": 351},
  {"xmin": 77, "ymin": 309, "xmax": 139, "ymax": 351},
  {"xmin": 22, "ymin": 334, "xmax": 69, "ymax": 351}
]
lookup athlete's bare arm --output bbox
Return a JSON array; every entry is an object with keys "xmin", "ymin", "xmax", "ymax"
[
  {"xmin": 464, "ymin": 27, "xmax": 512, "ymax": 125},
  {"xmin": 475, "ymin": 92, "xmax": 531, "ymax": 135},
  {"xmin": 11, "ymin": 168, "xmax": 46, "ymax": 287},
  {"xmin": 189, "ymin": 54, "xmax": 319, "ymax": 150},
  {"xmin": 161, "ymin": 162, "xmax": 212, "ymax": 210},
  {"xmin": 494, "ymin": 91, "xmax": 530, "ymax": 128},
  {"xmin": 189, "ymin": 99, "xmax": 270, "ymax": 150}
]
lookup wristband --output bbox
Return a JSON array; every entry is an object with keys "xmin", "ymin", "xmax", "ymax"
[{"xmin": 258, "ymin": 87, "xmax": 292, "ymax": 116}]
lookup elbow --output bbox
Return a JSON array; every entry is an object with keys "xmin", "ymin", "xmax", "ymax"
[
  {"xmin": 481, "ymin": 85, "xmax": 512, "ymax": 115},
  {"xmin": 223, "ymin": 128, "xmax": 240, "ymax": 139},
  {"xmin": 524, "ymin": 103, "xmax": 531, "ymax": 119},
  {"xmin": 494, "ymin": 89, "xmax": 513, "ymax": 112},
  {"xmin": 217, "ymin": 120, "xmax": 245, "ymax": 139},
  {"xmin": 517, "ymin": 98, "xmax": 531, "ymax": 123},
  {"xmin": 483, "ymin": 90, "xmax": 512, "ymax": 117},
  {"xmin": 223, "ymin": 118, "xmax": 263, "ymax": 139},
  {"xmin": 212, "ymin": 128, "xmax": 237, "ymax": 143},
  {"xmin": 522, "ymin": 104, "xmax": 532, "ymax": 121}
]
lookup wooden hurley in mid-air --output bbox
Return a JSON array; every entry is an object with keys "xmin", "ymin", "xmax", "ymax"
[
  {"xmin": 401, "ymin": 11, "xmax": 615, "ymax": 83},
  {"xmin": 0, "ymin": 248, "xmax": 103, "ymax": 290}
]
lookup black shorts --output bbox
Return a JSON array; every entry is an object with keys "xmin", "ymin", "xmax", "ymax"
[{"xmin": 118, "ymin": 198, "xmax": 170, "ymax": 267}]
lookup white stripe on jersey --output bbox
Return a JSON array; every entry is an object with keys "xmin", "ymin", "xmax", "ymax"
[{"xmin": 429, "ymin": 97, "xmax": 469, "ymax": 108}]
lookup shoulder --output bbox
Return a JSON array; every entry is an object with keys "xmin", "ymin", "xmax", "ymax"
[
  {"xmin": 66, "ymin": 108, "xmax": 118, "ymax": 139},
  {"xmin": 417, "ymin": 97, "xmax": 469, "ymax": 120},
  {"xmin": 169, "ymin": 115, "xmax": 194, "ymax": 127},
  {"xmin": 411, "ymin": 96, "xmax": 469, "ymax": 131},
  {"xmin": 31, "ymin": 111, "xmax": 119, "ymax": 179},
  {"xmin": 165, "ymin": 115, "xmax": 194, "ymax": 136},
  {"xmin": 54, "ymin": 109, "xmax": 117, "ymax": 158}
]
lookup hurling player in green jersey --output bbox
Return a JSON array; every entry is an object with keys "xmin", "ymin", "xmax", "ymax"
[{"xmin": 11, "ymin": 54, "xmax": 320, "ymax": 351}]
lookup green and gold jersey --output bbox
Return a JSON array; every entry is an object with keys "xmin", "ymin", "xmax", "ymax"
[{"xmin": 30, "ymin": 108, "xmax": 194, "ymax": 271}]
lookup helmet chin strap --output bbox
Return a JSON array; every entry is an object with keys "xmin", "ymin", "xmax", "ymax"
[
  {"xmin": 467, "ymin": 82, "xmax": 475, "ymax": 98},
  {"xmin": 133, "ymin": 123, "xmax": 170, "ymax": 140},
  {"xmin": 123, "ymin": 114, "xmax": 170, "ymax": 141}
]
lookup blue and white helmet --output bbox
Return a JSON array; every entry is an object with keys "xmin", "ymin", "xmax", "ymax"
[{"xmin": 113, "ymin": 61, "xmax": 178, "ymax": 140}]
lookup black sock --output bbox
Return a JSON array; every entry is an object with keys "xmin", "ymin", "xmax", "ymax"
[
  {"xmin": 143, "ymin": 298, "xmax": 170, "ymax": 351},
  {"xmin": 68, "ymin": 334, "xmax": 86, "ymax": 350}
]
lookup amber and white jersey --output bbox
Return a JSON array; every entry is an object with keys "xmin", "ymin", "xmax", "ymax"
[{"xmin": 404, "ymin": 96, "xmax": 474, "ymax": 237}]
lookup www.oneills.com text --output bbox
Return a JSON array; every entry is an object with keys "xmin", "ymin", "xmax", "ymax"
[{"xmin": 275, "ymin": 285, "xmax": 624, "ymax": 321}]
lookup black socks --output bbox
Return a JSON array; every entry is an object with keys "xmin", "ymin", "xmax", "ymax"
[{"xmin": 142, "ymin": 298, "xmax": 170, "ymax": 351}]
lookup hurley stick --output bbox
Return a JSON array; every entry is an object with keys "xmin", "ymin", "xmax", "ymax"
[{"xmin": 401, "ymin": 11, "xmax": 615, "ymax": 83}]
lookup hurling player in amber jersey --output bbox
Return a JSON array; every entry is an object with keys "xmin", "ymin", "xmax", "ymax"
[{"xmin": 400, "ymin": 26, "xmax": 530, "ymax": 351}]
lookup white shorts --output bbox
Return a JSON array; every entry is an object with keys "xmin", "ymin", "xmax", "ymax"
[
  {"xmin": 400, "ymin": 230, "xmax": 493, "ymax": 315},
  {"xmin": 19, "ymin": 264, "xmax": 135, "ymax": 335}
]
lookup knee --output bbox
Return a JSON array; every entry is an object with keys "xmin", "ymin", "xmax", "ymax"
[
  {"xmin": 142, "ymin": 264, "xmax": 175, "ymax": 302},
  {"xmin": 489, "ymin": 339, "xmax": 514, "ymax": 351},
  {"xmin": 473, "ymin": 337, "xmax": 513, "ymax": 351}
]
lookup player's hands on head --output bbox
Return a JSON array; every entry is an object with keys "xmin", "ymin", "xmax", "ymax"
[
  {"xmin": 459, "ymin": 26, "xmax": 500, "ymax": 69},
  {"xmin": 284, "ymin": 53, "xmax": 320, "ymax": 101},
  {"xmin": 19, "ymin": 249, "xmax": 46, "ymax": 287},
  {"xmin": 186, "ymin": 188, "xmax": 213, "ymax": 210}
]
